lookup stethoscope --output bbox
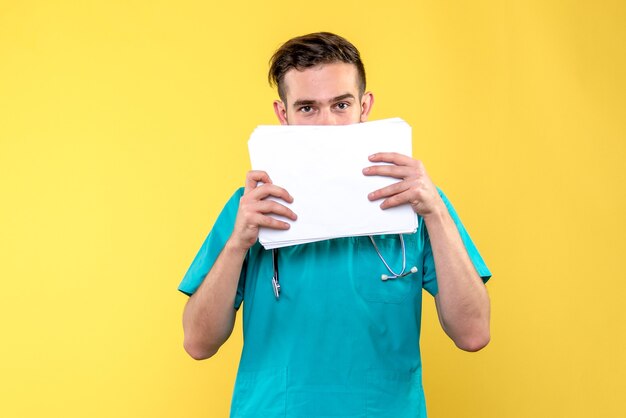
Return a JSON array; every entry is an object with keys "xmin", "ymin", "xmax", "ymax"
[{"xmin": 271, "ymin": 235, "xmax": 418, "ymax": 300}]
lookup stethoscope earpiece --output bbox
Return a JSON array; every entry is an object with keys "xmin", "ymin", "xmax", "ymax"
[
  {"xmin": 381, "ymin": 266, "xmax": 418, "ymax": 281},
  {"xmin": 369, "ymin": 235, "xmax": 419, "ymax": 281}
]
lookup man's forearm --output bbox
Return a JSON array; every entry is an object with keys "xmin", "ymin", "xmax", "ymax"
[
  {"xmin": 182, "ymin": 239, "xmax": 248, "ymax": 360},
  {"xmin": 425, "ymin": 206, "xmax": 490, "ymax": 352}
]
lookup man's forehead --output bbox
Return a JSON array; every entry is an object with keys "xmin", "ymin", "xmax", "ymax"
[{"xmin": 282, "ymin": 63, "xmax": 360, "ymax": 101}]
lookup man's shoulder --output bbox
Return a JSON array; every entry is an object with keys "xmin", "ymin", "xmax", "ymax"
[
  {"xmin": 208, "ymin": 187, "xmax": 245, "ymax": 228},
  {"xmin": 221, "ymin": 187, "xmax": 245, "ymax": 209},
  {"xmin": 232, "ymin": 186, "xmax": 245, "ymax": 200}
]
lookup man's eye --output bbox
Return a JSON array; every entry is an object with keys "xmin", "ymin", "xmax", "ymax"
[
  {"xmin": 336, "ymin": 102, "xmax": 349, "ymax": 110},
  {"xmin": 299, "ymin": 106, "xmax": 313, "ymax": 113}
]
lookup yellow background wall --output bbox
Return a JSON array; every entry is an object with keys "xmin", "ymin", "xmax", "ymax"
[{"xmin": 1, "ymin": 1, "xmax": 624, "ymax": 417}]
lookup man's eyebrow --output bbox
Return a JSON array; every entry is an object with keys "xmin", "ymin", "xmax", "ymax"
[
  {"xmin": 291, "ymin": 93, "xmax": 356, "ymax": 108},
  {"xmin": 332, "ymin": 93, "xmax": 356, "ymax": 102},
  {"xmin": 292, "ymin": 99, "xmax": 318, "ymax": 107}
]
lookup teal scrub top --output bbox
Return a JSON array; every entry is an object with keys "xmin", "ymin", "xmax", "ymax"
[{"xmin": 179, "ymin": 188, "xmax": 491, "ymax": 418}]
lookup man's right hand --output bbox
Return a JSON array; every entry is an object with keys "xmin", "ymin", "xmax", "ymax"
[{"xmin": 229, "ymin": 170, "xmax": 297, "ymax": 251}]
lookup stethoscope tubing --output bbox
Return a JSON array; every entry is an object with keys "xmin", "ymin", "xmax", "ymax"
[{"xmin": 270, "ymin": 234, "xmax": 418, "ymax": 300}]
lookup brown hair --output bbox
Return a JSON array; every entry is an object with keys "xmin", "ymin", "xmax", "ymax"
[{"xmin": 268, "ymin": 32, "xmax": 366, "ymax": 103}]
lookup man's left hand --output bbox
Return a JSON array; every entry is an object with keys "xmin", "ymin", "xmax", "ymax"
[{"xmin": 363, "ymin": 152, "xmax": 444, "ymax": 218}]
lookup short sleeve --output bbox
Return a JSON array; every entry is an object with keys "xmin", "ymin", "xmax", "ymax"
[
  {"xmin": 422, "ymin": 188, "xmax": 492, "ymax": 296},
  {"xmin": 178, "ymin": 188, "xmax": 246, "ymax": 310}
]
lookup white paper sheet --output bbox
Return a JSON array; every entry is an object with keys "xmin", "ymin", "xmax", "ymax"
[{"xmin": 248, "ymin": 118, "xmax": 417, "ymax": 249}]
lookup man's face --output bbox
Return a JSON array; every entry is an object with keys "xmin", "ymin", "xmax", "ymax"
[{"xmin": 273, "ymin": 62, "xmax": 374, "ymax": 126}]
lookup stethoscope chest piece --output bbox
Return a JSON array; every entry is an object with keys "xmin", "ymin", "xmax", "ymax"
[
  {"xmin": 272, "ymin": 275, "xmax": 281, "ymax": 299},
  {"xmin": 271, "ymin": 249, "xmax": 281, "ymax": 299}
]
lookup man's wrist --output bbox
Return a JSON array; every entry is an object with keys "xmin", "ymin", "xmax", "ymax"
[
  {"xmin": 224, "ymin": 237, "xmax": 252, "ymax": 257},
  {"xmin": 422, "ymin": 199, "xmax": 450, "ymax": 228}
]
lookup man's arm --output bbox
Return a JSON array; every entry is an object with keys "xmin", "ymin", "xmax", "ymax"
[
  {"xmin": 182, "ymin": 240, "xmax": 247, "ymax": 360},
  {"xmin": 426, "ymin": 206, "xmax": 490, "ymax": 352},
  {"xmin": 363, "ymin": 153, "xmax": 490, "ymax": 352},
  {"xmin": 182, "ymin": 171, "xmax": 296, "ymax": 360}
]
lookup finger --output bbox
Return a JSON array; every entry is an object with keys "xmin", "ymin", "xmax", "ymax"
[
  {"xmin": 244, "ymin": 170, "xmax": 272, "ymax": 194},
  {"xmin": 255, "ymin": 200, "xmax": 298, "ymax": 221},
  {"xmin": 249, "ymin": 183, "xmax": 294, "ymax": 203},
  {"xmin": 362, "ymin": 164, "xmax": 416, "ymax": 179},
  {"xmin": 379, "ymin": 189, "xmax": 416, "ymax": 210},
  {"xmin": 249, "ymin": 213, "xmax": 292, "ymax": 230},
  {"xmin": 368, "ymin": 152, "xmax": 418, "ymax": 167},
  {"xmin": 368, "ymin": 180, "xmax": 411, "ymax": 201}
]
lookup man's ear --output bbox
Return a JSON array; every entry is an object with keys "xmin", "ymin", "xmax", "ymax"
[
  {"xmin": 360, "ymin": 92, "xmax": 374, "ymax": 122},
  {"xmin": 273, "ymin": 100, "xmax": 289, "ymax": 125}
]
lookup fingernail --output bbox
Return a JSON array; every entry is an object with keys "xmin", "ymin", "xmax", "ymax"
[{"xmin": 362, "ymin": 167, "xmax": 370, "ymax": 173}]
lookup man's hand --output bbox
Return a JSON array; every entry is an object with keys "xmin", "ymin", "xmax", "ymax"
[
  {"xmin": 182, "ymin": 170, "xmax": 296, "ymax": 360},
  {"xmin": 230, "ymin": 170, "xmax": 297, "ymax": 251},
  {"xmin": 362, "ymin": 152, "xmax": 444, "ymax": 217},
  {"xmin": 364, "ymin": 152, "xmax": 490, "ymax": 351}
]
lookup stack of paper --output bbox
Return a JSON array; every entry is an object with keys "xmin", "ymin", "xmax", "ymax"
[{"xmin": 248, "ymin": 118, "xmax": 418, "ymax": 249}]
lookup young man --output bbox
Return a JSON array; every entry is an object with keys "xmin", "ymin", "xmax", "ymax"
[{"xmin": 179, "ymin": 32, "xmax": 492, "ymax": 417}]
